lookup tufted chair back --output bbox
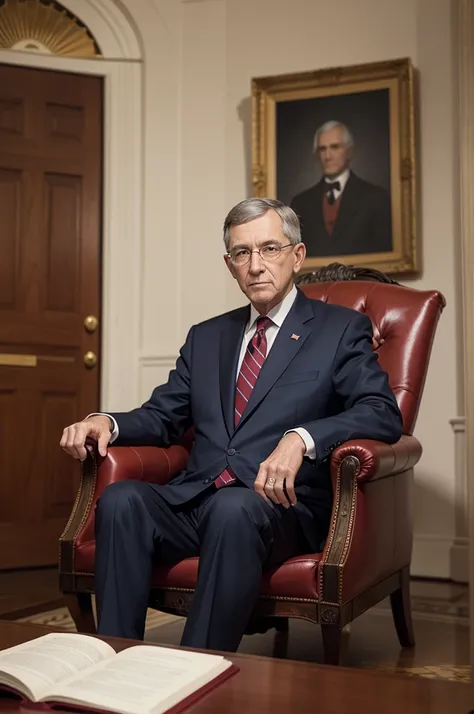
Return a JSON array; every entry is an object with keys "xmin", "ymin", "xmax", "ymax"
[{"xmin": 299, "ymin": 279, "xmax": 445, "ymax": 435}]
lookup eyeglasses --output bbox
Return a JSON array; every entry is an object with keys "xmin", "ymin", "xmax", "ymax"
[{"xmin": 227, "ymin": 243, "xmax": 293, "ymax": 266}]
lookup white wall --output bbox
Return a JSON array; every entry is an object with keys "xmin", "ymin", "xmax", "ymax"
[{"xmin": 125, "ymin": 0, "xmax": 462, "ymax": 578}]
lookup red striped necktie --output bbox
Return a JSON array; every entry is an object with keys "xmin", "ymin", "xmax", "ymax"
[{"xmin": 214, "ymin": 316, "xmax": 272, "ymax": 488}]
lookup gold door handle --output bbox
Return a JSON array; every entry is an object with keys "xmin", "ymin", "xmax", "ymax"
[
  {"xmin": 84, "ymin": 351, "xmax": 98, "ymax": 369},
  {"xmin": 0, "ymin": 353, "xmax": 37, "ymax": 367},
  {"xmin": 0, "ymin": 354, "xmax": 75, "ymax": 367},
  {"xmin": 84, "ymin": 315, "xmax": 99, "ymax": 333}
]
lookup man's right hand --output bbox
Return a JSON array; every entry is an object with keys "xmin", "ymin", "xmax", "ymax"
[{"xmin": 60, "ymin": 416, "xmax": 113, "ymax": 461}]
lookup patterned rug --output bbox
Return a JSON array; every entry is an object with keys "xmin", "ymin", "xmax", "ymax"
[{"xmin": 366, "ymin": 663, "xmax": 471, "ymax": 683}]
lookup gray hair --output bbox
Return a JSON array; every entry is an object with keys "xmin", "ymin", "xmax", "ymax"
[
  {"xmin": 223, "ymin": 197, "xmax": 301, "ymax": 251},
  {"xmin": 313, "ymin": 120, "xmax": 354, "ymax": 154}
]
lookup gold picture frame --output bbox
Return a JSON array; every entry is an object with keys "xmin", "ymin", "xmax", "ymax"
[{"xmin": 252, "ymin": 58, "xmax": 418, "ymax": 275}]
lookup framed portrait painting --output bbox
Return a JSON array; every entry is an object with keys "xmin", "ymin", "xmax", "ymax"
[{"xmin": 252, "ymin": 58, "xmax": 418, "ymax": 275}]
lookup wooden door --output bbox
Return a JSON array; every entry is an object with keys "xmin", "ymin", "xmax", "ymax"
[{"xmin": 0, "ymin": 64, "xmax": 102, "ymax": 568}]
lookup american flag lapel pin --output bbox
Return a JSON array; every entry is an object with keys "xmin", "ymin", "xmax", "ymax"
[{"xmin": 290, "ymin": 333, "xmax": 300, "ymax": 340}]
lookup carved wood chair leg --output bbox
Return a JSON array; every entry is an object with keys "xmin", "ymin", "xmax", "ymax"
[
  {"xmin": 65, "ymin": 593, "xmax": 96, "ymax": 634},
  {"xmin": 321, "ymin": 624, "xmax": 343, "ymax": 665},
  {"xmin": 321, "ymin": 624, "xmax": 350, "ymax": 665},
  {"xmin": 390, "ymin": 567, "xmax": 415, "ymax": 648}
]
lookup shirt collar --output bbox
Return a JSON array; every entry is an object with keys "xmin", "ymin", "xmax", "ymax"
[
  {"xmin": 247, "ymin": 284, "xmax": 298, "ymax": 333},
  {"xmin": 325, "ymin": 168, "xmax": 350, "ymax": 191}
]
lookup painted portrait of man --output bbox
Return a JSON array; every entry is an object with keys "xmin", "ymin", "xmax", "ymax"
[
  {"xmin": 289, "ymin": 119, "xmax": 392, "ymax": 257},
  {"xmin": 275, "ymin": 88, "xmax": 394, "ymax": 260}
]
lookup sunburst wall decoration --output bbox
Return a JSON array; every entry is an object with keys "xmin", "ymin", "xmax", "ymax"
[{"xmin": 0, "ymin": 0, "xmax": 101, "ymax": 57}]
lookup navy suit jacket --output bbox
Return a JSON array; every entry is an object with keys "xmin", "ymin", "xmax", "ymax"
[
  {"xmin": 290, "ymin": 172, "xmax": 393, "ymax": 257},
  {"xmin": 111, "ymin": 290, "xmax": 403, "ymax": 550}
]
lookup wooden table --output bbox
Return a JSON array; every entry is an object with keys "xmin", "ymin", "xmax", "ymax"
[{"xmin": 0, "ymin": 620, "xmax": 472, "ymax": 713}]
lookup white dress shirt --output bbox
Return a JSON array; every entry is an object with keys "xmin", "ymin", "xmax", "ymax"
[
  {"xmin": 93, "ymin": 284, "xmax": 316, "ymax": 459},
  {"xmin": 324, "ymin": 168, "xmax": 350, "ymax": 202}
]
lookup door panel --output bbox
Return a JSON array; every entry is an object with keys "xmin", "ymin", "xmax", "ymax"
[{"xmin": 0, "ymin": 64, "xmax": 102, "ymax": 568}]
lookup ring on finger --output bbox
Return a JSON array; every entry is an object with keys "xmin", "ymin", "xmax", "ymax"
[{"xmin": 266, "ymin": 477, "xmax": 276, "ymax": 488}]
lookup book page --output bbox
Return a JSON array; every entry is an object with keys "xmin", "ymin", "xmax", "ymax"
[
  {"xmin": 48, "ymin": 645, "xmax": 233, "ymax": 714},
  {"xmin": 0, "ymin": 632, "xmax": 115, "ymax": 702}
]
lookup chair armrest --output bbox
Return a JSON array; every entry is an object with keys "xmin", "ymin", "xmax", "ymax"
[
  {"xmin": 330, "ymin": 434, "xmax": 422, "ymax": 484},
  {"xmin": 59, "ymin": 444, "xmax": 190, "ymax": 552},
  {"xmin": 318, "ymin": 435, "xmax": 419, "ymax": 607},
  {"xmin": 95, "ymin": 444, "xmax": 190, "ymax": 488}
]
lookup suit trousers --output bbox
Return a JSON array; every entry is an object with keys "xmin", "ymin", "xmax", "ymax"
[{"xmin": 94, "ymin": 479, "xmax": 304, "ymax": 652}]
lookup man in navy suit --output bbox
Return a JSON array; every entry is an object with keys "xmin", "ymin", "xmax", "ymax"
[
  {"xmin": 290, "ymin": 120, "xmax": 392, "ymax": 256},
  {"xmin": 61, "ymin": 197, "xmax": 402, "ymax": 652}
]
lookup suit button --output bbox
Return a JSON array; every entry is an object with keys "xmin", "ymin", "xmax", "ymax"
[
  {"xmin": 227, "ymin": 448, "xmax": 236, "ymax": 456},
  {"xmin": 203, "ymin": 478, "xmax": 211, "ymax": 484}
]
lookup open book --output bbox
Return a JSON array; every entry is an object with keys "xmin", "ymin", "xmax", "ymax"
[{"xmin": 0, "ymin": 632, "xmax": 237, "ymax": 714}]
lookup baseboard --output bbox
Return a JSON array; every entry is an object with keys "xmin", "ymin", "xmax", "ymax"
[{"xmin": 411, "ymin": 534, "xmax": 458, "ymax": 580}]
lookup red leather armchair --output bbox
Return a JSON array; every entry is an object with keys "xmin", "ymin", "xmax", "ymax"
[{"xmin": 59, "ymin": 267, "xmax": 445, "ymax": 664}]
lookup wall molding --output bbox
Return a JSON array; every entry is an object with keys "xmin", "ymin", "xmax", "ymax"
[
  {"xmin": 412, "ymin": 533, "xmax": 468, "ymax": 582},
  {"xmin": 450, "ymin": 416, "xmax": 466, "ymax": 433},
  {"xmin": 139, "ymin": 355, "xmax": 178, "ymax": 369},
  {"xmin": 402, "ymin": 418, "xmax": 466, "ymax": 581},
  {"xmin": 138, "ymin": 355, "xmax": 178, "ymax": 402},
  {"xmin": 449, "ymin": 415, "xmax": 468, "ymax": 581},
  {"xmin": 457, "ymin": 0, "xmax": 474, "ymax": 652},
  {"xmin": 412, "ymin": 532, "xmax": 468, "ymax": 582},
  {"xmin": 412, "ymin": 534, "xmax": 456, "ymax": 579},
  {"xmin": 60, "ymin": 0, "xmax": 142, "ymax": 59}
]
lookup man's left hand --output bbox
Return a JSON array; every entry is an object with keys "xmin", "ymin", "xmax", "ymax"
[{"xmin": 254, "ymin": 432, "xmax": 306, "ymax": 508}]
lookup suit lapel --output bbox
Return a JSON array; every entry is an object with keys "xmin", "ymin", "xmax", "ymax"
[
  {"xmin": 235, "ymin": 290, "xmax": 315, "ymax": 432},
  {"xmin": 332, "ymin": 172, "xmax": 359, "ymax": 240},
  {"xmin": 219, "ymin": 306, "xmax": 249, "ymax": 436}
]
